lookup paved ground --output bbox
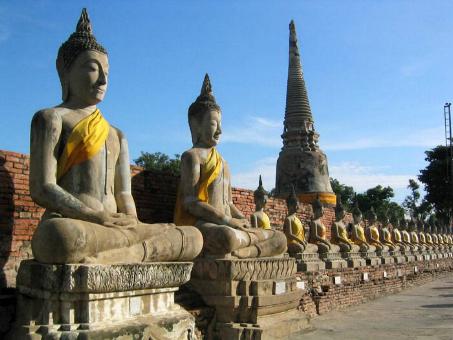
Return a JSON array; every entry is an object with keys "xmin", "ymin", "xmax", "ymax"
[{"xmin": 291, "ymin": 274, "xmax": 453, "ymax": 340}]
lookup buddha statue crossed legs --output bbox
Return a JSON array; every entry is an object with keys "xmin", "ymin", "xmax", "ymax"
[
  {"xmin": 30, "ymin": 9, "xmax": 202, "ymax": 264},
  {"xmin": 174, "ymin": 74, "xmax": 286, "ymax": 259}
]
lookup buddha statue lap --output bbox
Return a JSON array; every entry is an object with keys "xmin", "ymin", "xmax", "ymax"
[
  {"xmin": 30, "ymin": 10, "xmax": 203, "ymax": 265},
  {"xmin": 250, "ymin": 176, "xmax": 272, "ymax": 230},
  {"xmin": 174, "ymin": 75, "xmax": 287, "ymax": 259}
]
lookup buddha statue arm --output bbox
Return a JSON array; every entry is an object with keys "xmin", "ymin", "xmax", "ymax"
[
  {"xmin": 30, "ymin": 110, "xmax": 105, "ymax": 224},
  {"xmin": 114, "ymin": 129, "xmax": 138, "ymax": 217},
  {"xmin": 250, "ymin": 214, "xmax": 258, "ymax": 228},
  {"xmin": 180, "ymin": 151, "xmax": 248, "ymax": 229},
  {"xmin": 284, "ymin": 218, "xmax": 305, "ymax": 245},
  {"xmin": 310, "ymin": 221, "xmax": 330, "ymax": 248}
]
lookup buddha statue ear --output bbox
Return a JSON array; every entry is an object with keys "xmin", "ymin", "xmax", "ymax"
[
  {"xmin": 56, "ymin": 59, "xmax": 70, "ymax": 102},
  {"xmin": 189, "ymin": 117, "xmax": 201, "ymax": 145}
]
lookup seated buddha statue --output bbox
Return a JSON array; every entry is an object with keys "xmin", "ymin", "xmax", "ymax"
[
  {"xmin": 390, "ymin": 215, "xmax": 409, "ymax": 251},
  {"xmin": 349, "ymin": 203, "xmax": 375, "ymax": 253},
  {"xmin": 424, "ymin": 222, "xmax": 435, "ymax": 248},
  {"xmin": 379, "ymin": 213, "xmax": 399, "ymax": 252},
  {"xmin": 30, "ymin": 9, "xmax": 203, "ymax": 264},
  {"xmin": 309, "ymin": 197, "xmax": 340, "ymax": 254},
  {"xmin": 417, "ymin": 218, "xmax": 431, "ymax": 250},
  {"xmin": 174, "ymin": 74, "xmax": 286, "ymax": 259},
  {"xmin": 400, "ymin": 219, "xmax": 417, "ymax": 251},
  {"xmin": 331, "ymin": 199, "xmax": 360, "ymax": 253},
  {"xmin": 250, "ymin": 175, "xmax": 271, "ymax": 230},
  {"xmin": 408, "ymin": 218, "xmax": 423, "ymax": 251},
  {"xmin": 365, "ymin": 208, "xmax": 388, "ymax": 252},
  {"xmin": 283, "ymin": 186, "xmax": 318, "ymax": 255}
]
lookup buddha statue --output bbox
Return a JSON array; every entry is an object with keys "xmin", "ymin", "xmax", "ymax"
[
  {"xmin": 309, "ymin": 197, "xmax": 340, "ymax": 254},
  {"xmin": 400, "ymin": 219, "xmax": 415, "ymax": 250},
  {"xmin": 379, "ymin": 212, "xmax": 399, "ymax": 252},
  {"xmin": 250, "ymin": 175, "xmax": 271, "ymax": 230},
  {"xmin": 331, "ymin": 199, "xmax": 360, "ymax": 253},
  {"xmin": 408, "ymin": 218, "xmax": 423, "ymax": 253},
  {"xmin": 30, "ymin": 9, "xmax": 203, "ymax": 264},
  {"xmin": 365, "ymin": 208, "xmax": 388, "ymax": 253},
  {"xmin": 174, "ymin": 74, "xmax": 287, "ymax": 259},
  {"xmin": 283, "ymin": 186, "xmax": 318, "ymax": 255},
  {"xmin": 349, "ymin": 203, "xmax": 374, "ymax": 252},
  {"xmin": 390, "ymin": 215, "xmax": 406, "ymax": 249}
]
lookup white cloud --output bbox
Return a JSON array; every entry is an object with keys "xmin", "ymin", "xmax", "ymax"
[
  {"xmin": 222, "ymin": 116, "xmax": 281, "ymax": 147},
  {"xmin": 231, "ymin": 157, "xmax": 277, "ymax": 190},
  {"xmin": 330, "ymin": 161, "xmax": 416, "ymax": 193},
  {"xmin": 323, "ymin": 127, "xmax": 443, "ymax": 151}
]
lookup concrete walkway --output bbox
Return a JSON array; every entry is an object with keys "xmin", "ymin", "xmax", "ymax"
[{"xmin": 291, "ymin": 274, "xmax": 453, "ymax": 340}]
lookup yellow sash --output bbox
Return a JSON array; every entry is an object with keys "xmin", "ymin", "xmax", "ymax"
[
  {"xmin": 174, "ymin": 148, "xmax": 222, "ymax": 226},
  {"xmin": 288, "ymin": 216, "xmax": 305, "ymax": 245},
  {"xmin": 57, "ymin": 109, "xmax": 110, "ymax": 179},
  {"xmin": 256, "ymin": 212, "xmax": 271, "ymax": 230}
]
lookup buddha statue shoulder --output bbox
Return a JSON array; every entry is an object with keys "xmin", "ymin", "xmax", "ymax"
[
  {"xmin": 174, "ymin": 74, "xmax": 287, "ymax": 259},
  {"xmin": 30, "ymin": 9, "xmax": 203, "ymax": 264},
  {"xmin": 309, "ymin": 197, "xmax": 340, "ymax": 254},
  {"xmin": 349, "ymin": 203, "xmax": 374, "ymax": 252},
  {"xmin": 250, "ymin": 176, "xmax": 271, "ymax": 230},
  {"xmin": 283, "ymin": 186, "xmax": 318, "ymax": 255},
  {"xmin": 331, "ymin": 199, "xmax": 359, "ymax": 253}
]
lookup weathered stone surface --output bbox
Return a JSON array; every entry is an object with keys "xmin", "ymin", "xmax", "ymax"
[
  {"xmin": 8, "ymin": 261, "xmax": 196, "ymax": 340},
  {"xmin": 16, "ymin": 260, "xmax": 192, "ymax": 293}
]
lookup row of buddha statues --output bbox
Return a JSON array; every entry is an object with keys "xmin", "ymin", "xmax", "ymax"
[
  {"xmin": 251, "ymin": 181, "xmax": 453, "ymax": 269},
  {"xmin": 28, "ymin": 8, "xmax": 452, "ymax": 271}
]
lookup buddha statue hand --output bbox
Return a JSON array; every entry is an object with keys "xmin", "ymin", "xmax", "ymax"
[
  {"xmin": 94, "ymin": 211, "xmax": 138, "ymax": 229},
  {"xmin": 228, "ymin": 218, "xmax": 260, "ymax": 234}
]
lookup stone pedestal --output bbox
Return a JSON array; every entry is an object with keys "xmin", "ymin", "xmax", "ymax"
[
  {"xmin": 377, "ymin": 250, "xmax": 394, "ymax": 265},
  {"xmin": 189, "ymin": 257, "xmax": 309, "ymax": 339},
  {"xmin": 8, "ymin": 260, "xmax": 195, "ymax": 340},
  {"xmin": 292, "ymin": 252, "xmax": 326, "ymax": 272},
  {"xmin": 401, "ymin": 249, "xmax": 415, "ymax": 262},
  {"xmin": 320, "ymin": 252, "xmax": 348, "ymax": 269},
  {"xmin": 361, "ymin": 251, "xmax": 381, "ymax": 266},
  {"xmin": 390, "ymin": 250, "xmax": 406, "ymax": 264},
  {"xmin": 340, "ymin": 252, "xmax": 366, "ymax": 268}
]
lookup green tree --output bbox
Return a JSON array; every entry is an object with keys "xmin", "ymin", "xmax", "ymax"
[
  {"xmin": 330, "ymin": 178, "xmax": 356, "ymax": 209},
  {"xmin": 402, "ymin": 179, "xmax": 432, "ymax": 219},
  {"xmin": 134, "ymin": 152, "xmax": 181, "ymax": 175},
  {"xmin": 356, "ymin": 185, "xmax": 404, "ymax": 221},
  {"xmin": 418, "ymin": 145, "xmax": 453, "ymax": 221}
]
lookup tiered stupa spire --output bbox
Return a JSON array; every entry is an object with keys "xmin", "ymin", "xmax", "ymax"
[{"xmin": 275, "ymin": 20, "xmax": 335, "ymax": 205}]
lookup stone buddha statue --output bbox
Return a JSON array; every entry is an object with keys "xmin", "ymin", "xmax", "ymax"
[
  {"xmin": 30, "ymin": 9, "xmax": 203, "ymax": 264},
  {"xmin": 331, "ymin": 199, "xmax": 359, "ymax": 253},
  {"xmin": 309, "ymin": 197, "xmax": 340, "ymax": 254},
  {"xmin": 250, "ymin": 175, "xmax": 271, "ymax": 230},
  {"xmin": 379, "ymin": 212, "xmax": 398, "ymax": 252},
  {"xmin": 417, "ymin": 218, "xmax": 431, "ymax": 252},
  {"xmin": 400, "ymin": 219, "xmax": 415, "ymax": 250},
  {"xmin": 365, "ymin": 208, "xmax": 387, "ymax": 253},
  {"xmin": 283, "ymin": 186, "xmax": 318, "ymax": 255},
  {"xmin": 390, "ymin": 215, "xmax": 407, "ymax": 249},
  {"xmin": 349, "ymin": 203, "xmax": 374, "ymax": 253},
  {"xmin": 424, "ymin": 221, "xmax": 434, "ymax": 246},
  {"xmin": 408, "ymin": 218, "xmax": 423, "ymax": 252},
  {"xmin": 174, "ymin": 74, "xmax": 286, "ymax": 259}
]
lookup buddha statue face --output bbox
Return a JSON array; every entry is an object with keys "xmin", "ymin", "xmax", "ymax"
[
  {"xmin": 287, "ymin": 199, "xmax": 299, "ymax": 215},
  {"xmin": 61, "ymin": 50, "xmax": 109, "ymax": 106},
  {"xmin": 312, "ymin": 203, "xmax": 323, "ymax": 219},
  {"xmin": 190, "ymin": 108, "xmax": 222, "ymax": 147},
  {"xmin": 335, "ymin": 207, "xmax": 345, "ymax": 221},
  {"xmin": 352, "ymin": 211, "xmax": 362, "ymax": 224}
]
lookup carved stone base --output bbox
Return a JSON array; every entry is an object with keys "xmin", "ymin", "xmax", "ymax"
[
  {"xmin": 7, "ymin": 260, "xmax": 195, "ymax": 340},
  {"xmin": 340, "ymin": 252, "xmax": 366, "ymax": 268},
  {"xmin": 189, "ymin": 257, "xmax": 309, "ymax": 339},
  {"xmin": 390, "ymin": 251, "xmax": 406, "ymax": 264},
  {"xmin": 361, "ymin": 251, "xmax": 381, "ymax": 266},
  {"xmin": 414, "ymin": 254, "xmax": 424, "ymax": 261},
  {"xmin": 319, "ymin": 252, "xmax": 347, "ymax": 269},
  {"xmin": 292, "ymin": 252, "xmax": 326, "ymax": 272}
]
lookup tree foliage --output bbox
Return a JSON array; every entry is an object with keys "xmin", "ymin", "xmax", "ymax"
[
  {"xmin": 134, "ymin": 152, "xmax": 181, "ymax": 175},
  {"xmin": 418, "ymin": 145, "xmax": 453, "ymax": 221},
  {"xmin": 402, "ymin": 179, "xmax": 432, "ymax": 220},
  {"xmin": 356, "ymin": 185, "xmax": 405, "ymax": 221},
  {"xmin": 330, "ymin": 178, "xmax": 356, "ymax": 209}
]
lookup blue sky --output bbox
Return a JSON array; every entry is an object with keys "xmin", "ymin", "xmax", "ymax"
[{"xmin": 0, "ymin": 0, "xmax": 452, "ymax": 203}]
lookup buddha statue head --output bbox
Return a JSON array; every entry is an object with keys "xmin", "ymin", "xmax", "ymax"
[
  {"xmin": 400, "ymin": 219, "xmax": 408, "ymax": 231},
  {"xmin": 335, "ymin": 196, "xmax": 345, "ymax": 222},
  {"xmin": 367, "ymin": 207, "xmax": 377, "ymax": 226},
  {"xmin": 311, "ymin": 195, "xmax": 323, "ymax": 219},
  {"xmin": 408, "ymin": 218, "xmax": 417, "ymax": 232},
  {"xmin": 380, "ymin": 210, "xmax": 389, "ymax": 229},
  {"xmin": 254, "ymin": 175, "xmax": 268, "ymax": 210},
  {"xmin": 56, "ymin": 8, "xmax": 108, "ymax": 105},
  {"xmin": 286, "ymin": 185, "xmax": 299, "ymax": 215},
  {"xmin": 352, "ymin": 201, "xmax": 362, "ymax": 224},
  {"xmin": 417, "ymin": 218, "xmax": 425, "ymax": 233},
  {"xmin": 188, "ymin": 74, "xmax": 222, "ymax": 147}
]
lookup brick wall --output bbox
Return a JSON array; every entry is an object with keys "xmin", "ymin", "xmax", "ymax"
[{"xmin": 0, "ymin": 149, "xmax": 342, "ymax": 289}]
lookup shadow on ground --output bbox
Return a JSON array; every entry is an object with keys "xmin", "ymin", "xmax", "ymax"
[{"xmin": 421, "ymin": 304, "xmax": 453, "ymax": 309}]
